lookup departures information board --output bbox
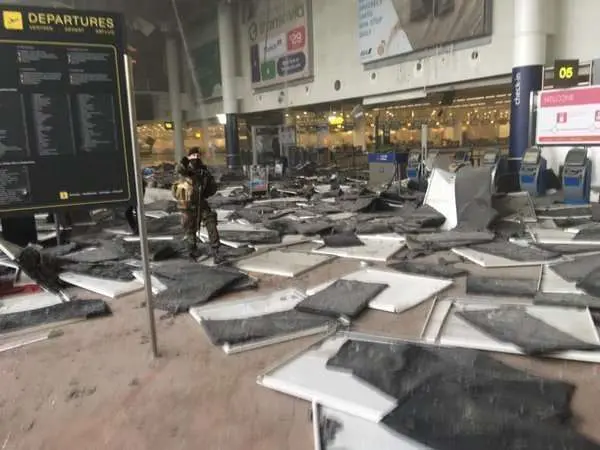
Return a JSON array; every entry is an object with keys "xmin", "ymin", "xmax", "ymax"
[{"xmin": 0, "ymin": 6, "xmax": 134, "ymax": 214}]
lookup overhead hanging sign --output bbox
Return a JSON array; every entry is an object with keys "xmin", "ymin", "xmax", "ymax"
[
  {"xmin": 243, "ymin": 0, "xmax": 313, "ymax": 89},
  {"xmin": 536, "ymin": 86, "xmax": 600, "ymax": 145},
  {"xmin": 0, "ymin": 6, "xmax": 134, "ymax": 214},
  {"xmin": 357, "ymin": 0, "xmax": 491, "ymax": 64},
  {"xmin": 553, "ymin": 59, "xmax": 579, "ymax": 88}
]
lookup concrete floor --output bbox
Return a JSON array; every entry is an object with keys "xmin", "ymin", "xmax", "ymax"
[{"xmin": 1, "ymin": 255, "xmax": 600, "ymax": 450}]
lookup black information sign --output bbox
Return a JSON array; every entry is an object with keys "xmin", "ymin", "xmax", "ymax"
[
  {"xmin": 0, "ymin": 6, "xmax": 134, "ymax": 214},
  {"xmin": 553, "ymin": 59, "xmax": 580, "ymax": 88}
]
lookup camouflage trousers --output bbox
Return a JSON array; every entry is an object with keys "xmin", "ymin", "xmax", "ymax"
[{"xmin": 181, "ymin": 202, "xmax": 220, "ymax": 253}]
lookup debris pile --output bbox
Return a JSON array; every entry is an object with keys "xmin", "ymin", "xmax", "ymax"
[{"xmin": 2, "ymin": 165, "xmax": 600, "ymax": 448}]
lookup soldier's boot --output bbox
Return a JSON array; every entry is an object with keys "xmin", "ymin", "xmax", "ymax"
[{"xmin": 211, "ymin": 245, "xmax": 225, "ymax": 265}]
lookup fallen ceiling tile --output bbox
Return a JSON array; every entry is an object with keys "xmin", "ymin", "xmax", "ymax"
[
  {"xmin": 452, "ymin": 247, "xmax": 561, "ymax": 268},
  {"xmin": 312, "ymin": 238, "xmax": 405, "ymax": 263},
  {"xmin": 258, "ymin": 335, "xmax": 398, "ymax": 422},
  {"xmin": 296, "ymin": 279, "xmax": 388, "ymax": 319},
  {"xmin": 59, "ymin": 272, "xmax": 143, "ymax": 299},
  {"xmin": 307, "ymin": 268, "xmax": 453, "ymax": 314},
  {"xmin": 235, "ymin": 250, "xmax": 334, "ymax": 277},
  {"xmin": 0, "ymin": 299, "xmax": 111, "ymax": 334},
  {"xmin": 421, "ymin": 297, "xmax": 600, "ymax": 363},
  {"xmin": 423, "ymin": 169, "xmax": 456, "ymax": 231},
  {"xmin": 540, "ymin": 265, "xmax": 584, "ymax": 295},
  {"xmin": 317, "ymin": 404, "xmax": 430, "ymax": 450},
  {"xmin": 0, "ymin": 292, "xmax": 62, "ymax": 315}
]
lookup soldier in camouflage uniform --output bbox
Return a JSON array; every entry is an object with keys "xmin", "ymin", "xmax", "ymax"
[{"xmin": 173, "ymin": 148, "xmax": 222, "ymax": 261}]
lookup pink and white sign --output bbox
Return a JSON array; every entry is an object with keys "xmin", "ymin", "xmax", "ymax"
[{"xmin": 536, "ymin": 86, "xmax": 600, "ymax": 145}]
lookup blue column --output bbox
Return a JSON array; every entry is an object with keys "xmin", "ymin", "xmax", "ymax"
[
  {"xmin": 225, "ymin": 113, "xmax": 240, "ymax": 169},
  {"xmin": 509, "ymin": 65, "xmax": 543, "ymax": 160},
  {"xmin": 510, "ymin": 0, "xmax": 548, "ymax": 165}
]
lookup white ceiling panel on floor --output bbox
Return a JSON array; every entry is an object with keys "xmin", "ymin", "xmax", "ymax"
[
  {"xmin": 421, "ymin": 297, "xmax": 600, "ymax": 363},
  {"xmin": 0, "ymin": 292, "xmax": 62, "ymax": 315},
  {"xmin": 258, "ymin": 335, "xmax": 398, "ymax": 423},
  {"xmin": 306, "ymin": 268, "xmax": 453, "ymax": 314},
  {"xmin": 312, "ymin": 238, "xmax": 405, "ymax": 263},
  {"xmin": 452, "ymin": 247, "xmax": 562, "ymax": 268},
  {"xmin": 236, "ymin": 250, "xmax": 334, "ymax": 277},
  {"xmin": 59, "ymin": 273, "xmax": 143, "ymax": 299},
  {"xmin": 317, "ymin": 405, "xmax": 431, "ymax": 450},
  {"xmin": 540, "ymin": 265, "xmax": 584, "ymax": 295}
]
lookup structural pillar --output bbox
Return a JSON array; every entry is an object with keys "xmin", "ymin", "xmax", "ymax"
[
  {"xmin": 218, "ymin": 0, "xmax": 240, "ymax": 170},
  {"xmin": 166, "ymin": 35, "xmax": 185, "ymax": 162},
  {"xmin": 509, "ymin": 0, "xmax": 547, "ymax": 165}
]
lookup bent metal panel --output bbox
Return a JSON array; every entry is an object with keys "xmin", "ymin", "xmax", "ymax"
[
  {"xmin": 0, "ymin": 6, "xmax": 135, "ymax": 214},
  {"xmin": 358, "ymin": 0, "xmax": 492, "ymax": 64}
]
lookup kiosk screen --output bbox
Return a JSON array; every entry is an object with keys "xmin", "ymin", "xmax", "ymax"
[
  {"xmin": 523, "ymin": 151, "xmax": 539, "ymax": 165},
  {"xmin": 483, "ymin": 152, "xmax": 497, "ymax": 164},
  {"xmin": 565, "ymin": 150, "xmax": 587, "ymax": 166},
  {"xmin": 409, "ymin": 152, "xmax": 420, "ymax": 163}
]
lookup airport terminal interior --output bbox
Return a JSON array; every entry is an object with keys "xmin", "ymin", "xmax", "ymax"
[{"xmin": 4, "ymin": 1, "xmax": 600, "ymax": 450}]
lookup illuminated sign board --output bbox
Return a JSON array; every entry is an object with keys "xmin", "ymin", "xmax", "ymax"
[{"xmin": 553, "ymin": 59, "xmax": 579, "ymax": 88}]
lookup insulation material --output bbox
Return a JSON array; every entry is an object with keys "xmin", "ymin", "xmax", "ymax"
[
  {"xmin": 318, "ymin": 405, "xmax": 430, "ymax": 450},
  {"xmin": 200, "ymin": 311, "xmax": 333, "ymax": 349},
  {"xmin": 576, "ymin": 268, "xmax": 600, "ymax": 298},
  {"xmin": 258, "ymin": 335, "xmax": 398, "ymax": 422},
  {"xmin": 357, "ymin": 233, "xmax": 406, "ymax": 243},
  {"xmin": 235, "ymin": 250, "xmax": 334, "ymax": 277},
  {"xmin": 59, "ymin": 272, "xmax": 143, "ymax": 299},
  {"xmin": 466, "ymin": 275, "xmax": 538, "ymax": 298},
  {"xmin": 551, "ymin": 253, "xmax": 600, "ymax": 283},
  {"xmin": 0, "ymin": 299, "xmax": 111, "ymax": 333},
  {"xmin": 456, "ymin": 306, "xmax": 600, "ymax": 355},
  {"xmin": 328, "ymin": 339, "xmax": 580, "ymax": 450},
  {"xmin": 406, "ymin": 230, "xmax": 495, "ymax": 253},
  {"xmin": 312, "ymin": 238, "xmax": 405, "ymax": 263},
  {"xmin": 534, "ymin": 293, "xmax": 600, "ymax": 309},
  {"xmin": 0, "ymin": 292, "xmax": 62, "ymax": 315},
  {"xmin": 153, "ymin": 266, "xmax": 245, "ymax": 313},
  {"xmin": 296, "ymin": 280, "xmax": 388, "ymax": 319},
  {"xmin": 61, "ymin": 262, "xmax": 137, "ymax": 281},
  {"xmin": 388, "ymin": 261, "xmax": 467, "ymax": 278},
  {"xmin": 536, "ymin": 205, "xmax": 592, "ymax": 219},
  {"xmin": 492, "ymin": 191, "xmax": 537, "ymax": 223},
  {"xmin": 322, "ymin": 233, "xmax": 364, "ymax": 248},
  {"xmin": 421, "ymin": 298, "xmax": 600, "ymax": 363},
  {"xmin": 453, "ymin": 166, "xmax": 496, "ymax": 231},
  {"xmin": 307, "ymin": 268, "xmax": 453, "ymax": 314},
  {"xmin": 423, "ymin": 169, "xmax": 456, "ymax": 231}
]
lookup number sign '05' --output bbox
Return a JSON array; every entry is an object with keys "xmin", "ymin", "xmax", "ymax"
[{"xmin": 554, "ymin": 59, "xmax": 579, "ymax": 88}]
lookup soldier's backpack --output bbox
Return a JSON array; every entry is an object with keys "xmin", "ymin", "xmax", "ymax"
[{"xmin": 172, "ymin": 177, "xmax": 194, "ymax": 209}]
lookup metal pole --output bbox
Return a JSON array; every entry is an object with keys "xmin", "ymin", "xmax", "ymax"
[
  {"xmin": 53, "ymin": 213, "xmax": 60, "ymax": 245},
  {"xmin": 124, "ymin": 54, "xmax": 159, "ymax": 358}
]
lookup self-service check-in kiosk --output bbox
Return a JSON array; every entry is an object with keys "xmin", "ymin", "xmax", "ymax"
[
  {"xmin": 519, "ymin": 147, "xmax": 547, "ymax": 196},
  {"xmin": 562, "ymin": 147, "xmax": 592, "ymax": 204},
  {"xmin": 453, "ymin": 150, "xmax": 471, "ymax": 166},
  {"xmin": 481, "ymin": 148, "xmax": 510, "ymax": 191},
  {"xmin": 406, "ymin": 150, "xmax": 422, "ymax": 182}
]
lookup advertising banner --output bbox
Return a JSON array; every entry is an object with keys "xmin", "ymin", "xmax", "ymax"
[
  {"xmin": 243, "ymin": 0, "xmax": 312, "ymax": 88},
  {"xmin": 510, "ymin": 65, "xmax": 543, "ymax": 159},
  {"xmin": 357, "ymin": 0, "xmax": 491, "ymax": 64},
  {"xmin": 0, "ymin": 5, "xmax": 135, "ymax": 214},
  {"xmin": 536, "ymin": 86, "xmax": 600, "ymax": 145}
]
